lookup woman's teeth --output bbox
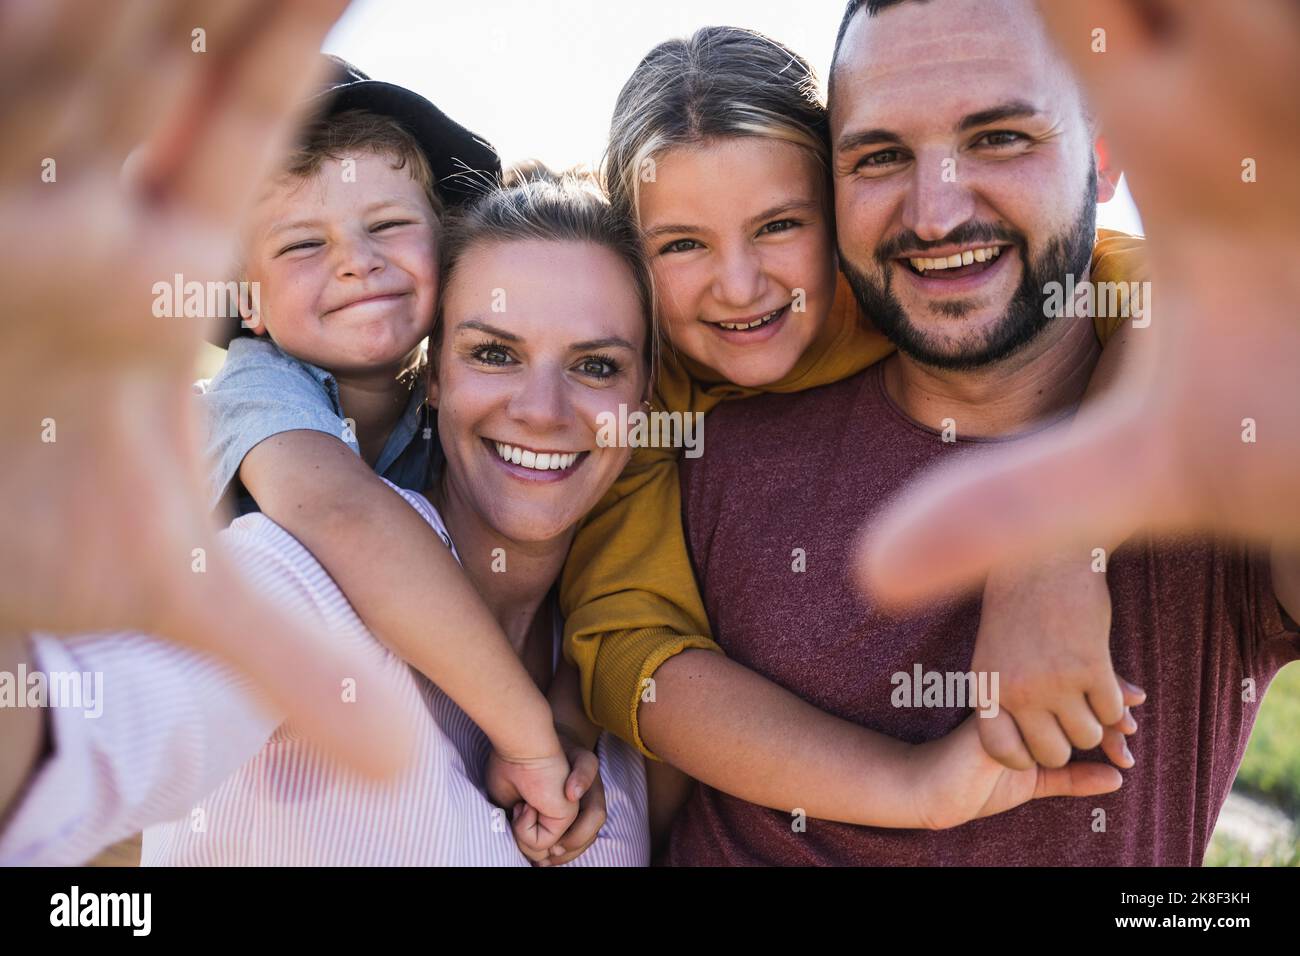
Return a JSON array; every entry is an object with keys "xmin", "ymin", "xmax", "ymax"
[
  {"xmin": 908, "ymin": 246, "xmax": 1003, "ymax": 273},
  {"xmin": 717, "ymin": 305, "xmax": 785, "ymax": 331},
  {"xmin": 493, "ymin": 441, "xmax": 579, "ymax": 471}
]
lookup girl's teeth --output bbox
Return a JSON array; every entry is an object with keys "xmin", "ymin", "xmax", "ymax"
[
  {"xmin": 493, "ymin": 441, "xmax": 579, "ymax": 472},
  {"xmin": 718, "ymin": 306, "xmax": 784, "ymax": 331}
]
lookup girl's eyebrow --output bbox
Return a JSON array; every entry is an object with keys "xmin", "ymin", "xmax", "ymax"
[{"xmin": 643, "ymin": 198, "xmax": 820, "ymax": 240}]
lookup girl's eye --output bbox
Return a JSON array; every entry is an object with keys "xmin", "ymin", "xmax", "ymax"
[
  {"xmin": 975, "ymin": 130, "xmax": 1027, "ymax": 148},
  {"xmin": 470, "ymin": 343, "xmax": 514, "ymax": 366},
  {"xmin": 758, "ymin": 219, "xmax": 800, "ymax": 236},
  {"xmin": 660, "ymin": 238, "xmax": 701, "ymax": 255},
  {"xmin": 576, "ymin": 355, "xmax": 620, "ymax": 379}
]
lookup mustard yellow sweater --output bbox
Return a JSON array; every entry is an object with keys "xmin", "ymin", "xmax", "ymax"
[{"xmin": 560, "ymin": 230, "xmax": 1149, "ymax": 757}]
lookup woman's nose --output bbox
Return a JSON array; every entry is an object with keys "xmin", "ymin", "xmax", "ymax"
[{"xmin": 506, "ymin": 366, "xmax": 569, "ymax": 432}]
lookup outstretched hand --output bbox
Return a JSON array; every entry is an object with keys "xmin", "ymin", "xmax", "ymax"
[{"xmin": 0, "ymin": 0, "xmax": 417, "ymax": 778}]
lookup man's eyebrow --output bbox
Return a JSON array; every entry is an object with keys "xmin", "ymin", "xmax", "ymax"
[
  {"xmin": 834, "ymin": 100, "xmax": 1044, "ymax": 154},
  {"xmin": 957, "ymin": 100, "xmax": 1042, "ymax": 132},
  {"xmin": 835, "ymin": 127, "xmax": 902, "ymax": 154}
]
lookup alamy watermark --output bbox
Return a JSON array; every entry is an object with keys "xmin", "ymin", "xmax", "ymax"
[
  {"xmin": 152, "ymin": 273, "xmax": 260, "ymax": 321},
  {"xmin": 1042, "ymin": 273, "xmax": 1152, "ymax": 328},
  {"xmin": 890, "ymin": 663, "xmax": 999, "ymax": 718},
  {"xmin": 596, "ymin": 403, "xmax": 704, "ymax": 459},
  {"xmin": 0, "ymin": 664, "xmax": 103, "ymax": 718}
]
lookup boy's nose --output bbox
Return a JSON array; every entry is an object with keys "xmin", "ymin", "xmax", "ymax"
[{"xmin": 334, "ymin": 235, "xmax": 386, "ymax": 278}]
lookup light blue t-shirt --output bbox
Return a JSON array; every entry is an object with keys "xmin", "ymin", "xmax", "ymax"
[{"xmin": 194, "ymin": 337, "xmax": 438, "ymax": 516}]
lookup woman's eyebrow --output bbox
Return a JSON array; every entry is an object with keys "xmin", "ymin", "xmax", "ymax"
[
  {"xmin": 568, "ymin": 336, "xmax": 638, "ymax": 352},
  {"xmin": 455, "ymin": 319, "xmax": 520, "ymax": 341}
]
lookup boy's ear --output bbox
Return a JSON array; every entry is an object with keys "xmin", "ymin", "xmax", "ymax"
[
  {"xmin": 238, "ymin": 295, "xmax": 266, "ymax": 336},
  {"xmin": 1093, "ymin": 134, "xmax": 1120, "ymax": 204}
]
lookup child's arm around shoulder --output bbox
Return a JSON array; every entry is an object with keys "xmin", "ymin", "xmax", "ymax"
[{"xmin": 239, "ymin": 432, "xmax": 563, "ymax": 767}]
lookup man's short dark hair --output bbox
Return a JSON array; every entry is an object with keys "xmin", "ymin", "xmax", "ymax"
[{"xmin": 829, "ymin": 0, "xmax": 932, "ymax": 102}]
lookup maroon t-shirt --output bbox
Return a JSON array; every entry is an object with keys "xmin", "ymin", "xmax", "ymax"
[{"xmin": 669, "ymin": 361, "xmax": 1299, "ymax": 866}]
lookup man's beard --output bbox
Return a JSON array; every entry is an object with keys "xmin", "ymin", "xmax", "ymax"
[{"xmin": 839, "ymin": 164, "xmax": 1099, "ymax": 371}]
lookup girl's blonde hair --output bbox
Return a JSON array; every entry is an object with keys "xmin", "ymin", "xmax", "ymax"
[{"xmin": 603, "ymin": 26, "xmax": 830, "ymax": 225}]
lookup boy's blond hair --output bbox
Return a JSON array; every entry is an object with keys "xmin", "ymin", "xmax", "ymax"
[{"xmin": 281, "ymin": 107, "xmax": 444, "ymax": 220}]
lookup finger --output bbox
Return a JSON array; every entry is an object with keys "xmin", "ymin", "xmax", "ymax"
[
  {"xmin": 976, "ymin": 709, "xmax": 1035, "ymax": 771},
  {"xmin": 858, "ymin": 401, "xmax": 1168, "ymax": 607},
  {"xmin": 1034, "ymin": 760, "xmax": 1123, "ymax": 799},
  {"xmin": 563, "ymin": 750, "xmax": 599, "ymax": 803},
  {"xmin": 512, "ymin": 805, "xmax": 549, "ymax": 863},
  {"xmin": 1016, "ymin": 710, "xmax": 1074, "ymax": 769},
  {"xmin": 1055, "ymin": 697, "xmax": 1105, "ymax": 752},
  {"xmin": 146, "ymin": 0, "xmax": 350, "ymax": 225},
  {"xmin": 1085, "ymin": 674, "xmax": 1126, "ymax": 727},
  {"xmin": 1120, "ymin": 677, "xmax": 1147, "ymax": 708},
  {"xmin": 548, "ymin": 796, "xmax": 606, "ymax": 863},
  {"xmin": 1099, "ymin": 724, "xmax": 1134, "ymax": 769}
]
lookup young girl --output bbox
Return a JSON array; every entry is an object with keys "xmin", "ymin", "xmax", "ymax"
[{"xmin": 558, "ymin": 26, "xmax": 1149, "ymax": 842}]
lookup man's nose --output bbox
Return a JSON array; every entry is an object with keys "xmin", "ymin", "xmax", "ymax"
[
  {"xmin": 901, "ymin": 154, "xmax": 977, "ymax": 243},
  {"xmin": 711, "ymin": 243, "xmax": 767, "ymax": 310}
]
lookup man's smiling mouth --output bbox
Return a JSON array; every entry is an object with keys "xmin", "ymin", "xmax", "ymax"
[{"xmin": 903, "ymin": 245, "xmax": 1004, "ymax": 276}]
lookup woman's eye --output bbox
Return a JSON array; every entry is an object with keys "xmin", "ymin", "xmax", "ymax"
[
  {"xmin": 576, "ymin": 356, "xmax": 619, "ymax": 379},
  {"xmin": 758, "ymin": 219, "xmax": 800, "ymax": 236},
  {"xmin": 371, "ymin": 220, "xmax": 412, "ymax": 232},
  {"xmin": 470, "ymin": 345, "xmax": 513, "ymax": 366},
  {"xmin": 660, "ymin": 238, "xmax": 701, "ymax": 255}
]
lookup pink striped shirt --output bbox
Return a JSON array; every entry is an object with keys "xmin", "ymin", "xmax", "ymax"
[{"xmin": 0, "ymin": 486, "xmax": 649, "ymax": 866}]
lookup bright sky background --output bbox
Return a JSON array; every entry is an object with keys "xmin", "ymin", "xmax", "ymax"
[{"xmin": 323, "ymin": 0, "xmax": 1143, "ymax": 233}]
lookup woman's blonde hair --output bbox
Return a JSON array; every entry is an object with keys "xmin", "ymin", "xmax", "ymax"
[
  {"xmin": 432, "ymin": 163, "xmax": 659, "ymax": 373},
  {"xmin": 603, "ymin": 26, "xmax": 830, "ymax": 225}
]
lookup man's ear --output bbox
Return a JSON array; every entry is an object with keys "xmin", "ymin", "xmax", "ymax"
[
  {"xmin": 1094, "ymin": 134, "xmax": 1120, "ymax": 204},
  {"xmin": 426, "ymin": 369, "xmax": 440, "ymax": 410}
]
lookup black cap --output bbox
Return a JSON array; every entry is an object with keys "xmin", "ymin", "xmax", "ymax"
[{"xmin": 207, "ymin": 56, "xmax": 501, "ymax": 347}]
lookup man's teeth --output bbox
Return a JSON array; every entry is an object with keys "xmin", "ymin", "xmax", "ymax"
[
  {"xmin": 717, "ymin": 306, "xmax": 784, "ymax": 331},
  {"xmin": 493, "ymin": 441, "xmax": 579, "ymax": 471},
  {"xmin": 907, "ymin": 246, "xmax": 1003, "ymax": 273}
]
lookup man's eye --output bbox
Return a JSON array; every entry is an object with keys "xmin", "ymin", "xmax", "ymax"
[
  {"xmin": 975, "ymin": 130, "xmax": 1027, "ymax": 148},
  {"xmin": 856, "ymin": 149, "xmax": 904, "ymax": 170},
  {"xmin": 660, "ymin": 238, "xmax": 701, "ymax": 255}
]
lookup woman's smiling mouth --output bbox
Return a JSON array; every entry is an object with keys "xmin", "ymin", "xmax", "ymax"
[{"xmin": 485, "ymin": 438, "xmax": 588, "ymax": 482}]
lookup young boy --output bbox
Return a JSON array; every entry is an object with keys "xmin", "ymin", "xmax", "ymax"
[{"xmin": 195, "ymin": 60, "xmax": 593, "ymax": 858}]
